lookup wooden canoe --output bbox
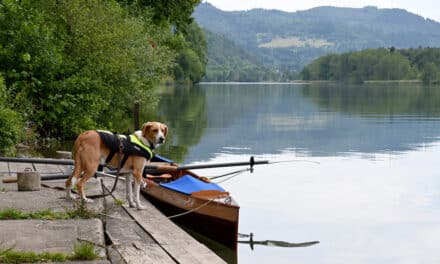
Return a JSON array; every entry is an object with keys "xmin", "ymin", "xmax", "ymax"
[{"xmin": 141, "ymin": 160, "xmax": 240, "ymax": 250}]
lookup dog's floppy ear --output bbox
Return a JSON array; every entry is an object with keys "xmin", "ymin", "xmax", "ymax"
[
  {"xmin": 142, "ymin": 122, "xmax": 153, "ymax": 136},
  {"xmin": 161, "ymin": 123, "xmax": 168, "ymax": 137}
]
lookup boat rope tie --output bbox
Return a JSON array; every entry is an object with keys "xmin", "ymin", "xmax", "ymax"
[{"xmin": 166, "ymin": 194, "xmax": 228, "ymax": 219}]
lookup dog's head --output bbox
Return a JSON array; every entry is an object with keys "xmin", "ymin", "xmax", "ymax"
[{"xmin": 141, "ymin": 121, "xmax": 168, "ymax": 148}]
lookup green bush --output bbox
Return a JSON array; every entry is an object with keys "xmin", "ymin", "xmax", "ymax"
[{"xmin": 0, "ymin": 77, "xmax": 24, "ymax": 155}]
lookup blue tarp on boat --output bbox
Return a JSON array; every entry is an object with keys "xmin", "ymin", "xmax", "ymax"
[{"xmin": 160, "ymin": 175, "xmax": 225, "ymax": 195}]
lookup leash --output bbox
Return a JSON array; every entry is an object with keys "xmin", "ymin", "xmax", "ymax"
[
  {"xmin": 94, "ymin": 133, "xmax": 125, "ymax": 198},
  {"xmin": 109, "ymin": 137, "xmax": 125, "ymax": 194}
]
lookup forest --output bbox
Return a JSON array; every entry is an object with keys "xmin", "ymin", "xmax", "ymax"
[
  {"xmin": 0, "ymin": 0, "xmax": 206, "ymax": 154},
  {"xmin": 202, "ymin": 30, "xmax": 297, "ymax": 82},
  {"xmin": 300, "ymin": 47, "xmax": 440, "ymax": 83},
  {"xmin": 194, "ymin": 3, "xmax": 440, "ymax": 82}
]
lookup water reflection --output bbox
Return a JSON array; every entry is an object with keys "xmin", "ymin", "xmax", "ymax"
[
  {"xmin": 238, "ymin": 233, "xmax": 319, "ymax": 250},
  {"xmin": 143, "ymin": 85, "xmax": 208, "ymax": 163},
  {"xmin": 151, "ymin": 83, "xmax": 440, "ymax": 263},
  {"xmin": 156, "ymin": 83, "xmax": 440, "ymax": 163},
  {"xmin": 302, "ymin": 83, "xmax": 440, "ymax": 116}
]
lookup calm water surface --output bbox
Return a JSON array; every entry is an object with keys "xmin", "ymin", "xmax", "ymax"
[{"xmin": 154, "ymin": 83, "xmax": 440, "ymax": 264}]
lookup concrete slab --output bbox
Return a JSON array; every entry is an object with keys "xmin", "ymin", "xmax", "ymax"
[
  {"xmin": 0, "ymin": 178, "xmax": 104, "ymax": 213},
  {"xmin": 0, "ymin": 219, "xmax": 106, "ymax": 258},
  {"xmin": 0, "ymin": 160, "xmax": 226, "ymax": 264}
]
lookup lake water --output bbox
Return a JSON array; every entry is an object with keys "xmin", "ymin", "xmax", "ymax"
[{"xmin": 153, "ymin": 83, "xmax": 440, "ymax": 264}]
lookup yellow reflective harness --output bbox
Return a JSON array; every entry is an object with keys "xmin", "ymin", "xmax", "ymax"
[
  {"xmin": 129, "ymin": 134, "xmax": 154, "ymax": 159},
  {"xmin": 97, "ymin": 130, "xmax": 154, "ymax": 168}
]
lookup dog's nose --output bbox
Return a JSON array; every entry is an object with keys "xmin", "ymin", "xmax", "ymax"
[{"xmin": 158, "ymin": 137, "xmax": 165, "ymax": 144}]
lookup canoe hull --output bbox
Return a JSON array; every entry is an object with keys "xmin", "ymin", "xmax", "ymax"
[{"xmin": 141, "ymin": 185, "xmax": 239, "ymax": 249}]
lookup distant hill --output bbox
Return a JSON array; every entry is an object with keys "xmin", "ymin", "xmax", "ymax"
[
  {"xmin": 194, "ymin": 3, "xmax": 440, "ymax": 79},
  {"xmin": 202, "ymin": 29, "xmax": 296, "ymax": 81},
  {"xmin": 203, "ymin": 29, "xmax": 263, "ymax": 81}
]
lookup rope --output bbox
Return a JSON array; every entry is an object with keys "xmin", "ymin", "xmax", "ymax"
[
  {"xmin": 270, "ymin": 159, "xmax": 320, "ymax": 165},
  {"xmin": 166, "ymin": 195, "xmax": 225, "ymax": 219},
  {"xmin": 209, "ymin": 167, "xmax": 250, "ymax": 180},
  {"xmin": 214, "ymin": 169, "xmax": 249, "ymax": 184}
]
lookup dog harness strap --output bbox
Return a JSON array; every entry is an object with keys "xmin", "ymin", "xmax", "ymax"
[
  {"xmin": 105, "ymin": 151, "xmax": 116, "ymax": 165},
  {"xmin": 97, "ymin": 130, "xmax": 129, "ymax": 165}
]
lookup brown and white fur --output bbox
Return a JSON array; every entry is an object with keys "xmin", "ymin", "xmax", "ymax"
[{"xmin": 65, "ymin": 121, "xmax": 168, "ymax": 209}]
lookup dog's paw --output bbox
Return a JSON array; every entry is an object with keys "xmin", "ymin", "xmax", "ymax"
[
  {"xmin": 136, "ymin": 205, "xmax": 146, "ymax": 210},
  {"xmin": 141, "ymin": 181, "xmax": 147, "ymax": 188},
  {"xmin": 66, "ymin": 194, "xmax": 78, "ymax": 200},
  {"xmin": 128, "ymin": 202, "xmax": 136, "ymax": 208},
  {"xmin": 82, "ymin": 198, "xmax": 94, "ymax": 203}
]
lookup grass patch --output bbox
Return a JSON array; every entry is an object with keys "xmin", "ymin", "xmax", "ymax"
[
  {"xmin": 113, "ymin": 199, "xmax": 125, "ymax": 206},
  {"xmin": 0, "ymin": 247, "xmax": 68, "ymax": 263},
  {"xmin": 71, "ymin": 241, "xmax": 99, "ymax": 261},
  {"xmin": 0, "ymin": 208, "xmax": 69, "ymax": 220},
  {"xmin": 0, "ymin": 205, "xmax": 98, "ymax": 220},
  {"xmin": 69, "ymin": 201, "xmax": 99, "ymax": 219},
  {"xmin": 0, "ymin": 241, "xmax": 99, "ymax": 263}
]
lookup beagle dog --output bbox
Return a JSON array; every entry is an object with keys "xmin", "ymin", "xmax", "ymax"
[{"xmin": 65, "ymin": 121, "xmax": 168, "ymax": 209}]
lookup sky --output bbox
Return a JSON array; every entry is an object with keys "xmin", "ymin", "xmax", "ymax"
[{"xmin": 204, "ymin": 0, "xmax": 440, "ymax": 22}]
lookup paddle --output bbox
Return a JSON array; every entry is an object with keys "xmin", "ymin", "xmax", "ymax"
[
  {"xmin": 144, "ymin": 156, "xmax": 269, "ymax": 172},
  {"xmin": 0, "ymin": 156, "xmax": 74, "ymax": 165},
  {"xmin": 0, "ymin": 156, "xmax": 269, "ymax": 171}
]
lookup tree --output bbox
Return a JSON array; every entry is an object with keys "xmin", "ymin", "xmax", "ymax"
[
  {"xmin": 173, "ymin": 22, "xmax": 207, "ymax": 83},
  {"xmin": 128, "ymin": 0, "xmax": 201, "ymax": 33},
  {"xmin": 0, "ymin": 0, "xmax": 175, "ymax": 138},
  {"xmin": 421, "ymin": 63, "xmax": 439, "ymax": 84},
  {"xmin": 300, "ymin": 48, "xmax": 418, "ymax": 82}
]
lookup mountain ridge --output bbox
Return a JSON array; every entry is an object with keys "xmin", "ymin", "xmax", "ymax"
[{"xmin": 194, "ymin": 3, "xmax": 440, "ymax": 79}]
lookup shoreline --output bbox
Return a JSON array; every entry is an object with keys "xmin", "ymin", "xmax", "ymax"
[{"xmin": 197, "ymin": 79, "xmax": 425, "ymax": 85}]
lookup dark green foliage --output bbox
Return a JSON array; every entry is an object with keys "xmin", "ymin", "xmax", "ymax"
[
  {"xmin": 122, "ymin": 0, "xmax": 201, "ymax": 33},
  {"xmin": 399, "ymin": 48, "xmax": 440, "ymax": 84},
  {"xmin": 175, "ymin": 49, "xmax": 204, "ymax": 82},
  {"xmin": 0, "ymin": 0, "xmax": 178, "ymax": 140},
  {"xmin": 173, "ymin": 22, "xmax": 208, "ymax": 83},
  {"xmin": 0, "ymin": 76, "xmax": 24, "ymax": 154},
  {"xmin": 299, "ymin": 48, "xmax": 440, "ymax": 83},
  {"xmin": 116, "ymin": 1, "xmax": 207, "ymax": 84}
]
